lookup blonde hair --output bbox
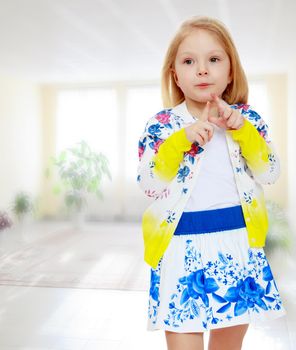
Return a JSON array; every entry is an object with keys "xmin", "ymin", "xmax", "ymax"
[{"xmin": 161, "ymin": 16, "xmax": 248, "ymax": 107}]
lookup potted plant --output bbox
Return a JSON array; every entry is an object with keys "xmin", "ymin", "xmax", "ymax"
[
  {"xmin": 50, "ymin": 140, "xmax": 111, "ymax": 227},
  {"xmin": 11, "ymin": 192, "xmax": 34, "ymax": 223}
]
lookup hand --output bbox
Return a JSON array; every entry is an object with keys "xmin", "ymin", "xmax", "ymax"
[
  {"xmin": 208, "ymin": 94, "xmax": 245, "ymax": 130},
  {"xmin": 184, "ymin": 101, "xmax": 214, "ymax": 146}
]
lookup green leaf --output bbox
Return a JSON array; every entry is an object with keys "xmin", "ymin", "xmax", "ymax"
[{"xmin": 52, "ymin": 184, "xmax": 62, "ymax": 195}]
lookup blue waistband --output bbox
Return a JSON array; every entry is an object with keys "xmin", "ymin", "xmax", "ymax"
[{"xmin": 174, "ymin": 205, "xmax": 246, "ymax": 235}]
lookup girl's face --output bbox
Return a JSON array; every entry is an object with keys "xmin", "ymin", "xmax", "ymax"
[{"xmin": 173, "ymin": 29, "xmax": 232, "ymax": 111}]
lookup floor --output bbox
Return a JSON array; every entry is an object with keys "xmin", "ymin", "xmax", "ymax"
[{"xmin": 0, "ymin": 221, "xmax": 295, "ymax": 350}]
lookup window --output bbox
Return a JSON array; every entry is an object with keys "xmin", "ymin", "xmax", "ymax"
[
  {"xmin": 56, "ymin": 88, "xmax": 119, "ymax": 176},
  {"xmin": 55, "ymin": 85, "xmax": 161, "ymax": 219}
]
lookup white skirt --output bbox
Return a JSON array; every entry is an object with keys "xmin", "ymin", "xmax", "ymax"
[{"xmin": 147, "ymin": 227, "xmax": 287, "ymax": 332}]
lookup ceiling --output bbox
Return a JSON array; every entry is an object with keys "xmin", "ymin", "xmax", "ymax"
[{"xmin": 0, "ymin": 0, "xmax": 295, "ymax": 84}]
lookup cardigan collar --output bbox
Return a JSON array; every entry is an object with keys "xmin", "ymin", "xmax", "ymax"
[{"xmin": 172, "ymin": 101, "xmax": 196, "ymax": 124}]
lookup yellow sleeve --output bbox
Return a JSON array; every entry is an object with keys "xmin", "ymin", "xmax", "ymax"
[
  {"xmin": 227, "ymin": 119, "xmax": 273, "ymax": 175},
  {"xmin": 153, "ymin": 128, "xmax": 192, "ymax": 182}
]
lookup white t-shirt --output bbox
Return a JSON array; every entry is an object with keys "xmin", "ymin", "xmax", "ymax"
[{"xmin": 173, "ymin": 101, "xmax": 241, "ymax": 211}]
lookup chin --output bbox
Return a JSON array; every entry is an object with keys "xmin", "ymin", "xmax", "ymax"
[{"xmin": 195, "ymin": 95, "xmax": 213, "ymax": 103}]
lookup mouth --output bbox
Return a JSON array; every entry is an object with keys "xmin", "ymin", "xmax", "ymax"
[{"xmin": 196, "ymin": 83, "xmax": 212, "ymax": 88}]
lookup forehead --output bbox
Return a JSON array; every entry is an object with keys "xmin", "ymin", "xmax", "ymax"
[{"xmin": 177, "ymin": 29, "xmax": 226, "ymax": 55}]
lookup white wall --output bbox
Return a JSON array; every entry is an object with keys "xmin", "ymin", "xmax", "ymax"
[{"xmin": 0, "ymin": 75, "xmax": 42, "ymax": 215}]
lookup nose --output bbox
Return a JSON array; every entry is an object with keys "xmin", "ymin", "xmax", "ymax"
[
  {"xmin": 197, "ymin": 62, "xmax": 208, "ymax": 76},
  {"xmin": 197, "ymin": 68, "xmax": 208, "ymax": 76}
]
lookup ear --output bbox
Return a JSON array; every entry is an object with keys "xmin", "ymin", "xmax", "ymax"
[{"xmin": 171, "ymin": 69, "xmax": 179, "ymax": 87}]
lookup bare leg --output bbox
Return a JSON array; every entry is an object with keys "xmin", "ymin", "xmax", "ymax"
[
  {"xmin": 208, "ymin": 324, "xmax": 249, "ymax": 350},
  {"xmin": 165, "ymin": 330, "xmax": 204, "ymax": 350}
]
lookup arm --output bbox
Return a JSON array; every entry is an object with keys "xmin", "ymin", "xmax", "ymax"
[
  {"xmin": 137, "ymin": 114, "xmax": 192, "ymax": 198},
  {"xmin": 227, "ymin": 107, "xmax": 280, "ymax": 185},
  {"xmin": 153, "ymin": 128, "xmax": 192, "ymax": 181}
]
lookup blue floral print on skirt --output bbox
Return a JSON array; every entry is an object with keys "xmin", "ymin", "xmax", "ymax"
[{"xmin": 147, "ymin": 227, "xmax": 287, "ymax": 332}]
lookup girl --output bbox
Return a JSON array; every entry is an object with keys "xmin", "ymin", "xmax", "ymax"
[{"xmin": 137, "ymin": 16, "xmax": 287, "ymax": 350}]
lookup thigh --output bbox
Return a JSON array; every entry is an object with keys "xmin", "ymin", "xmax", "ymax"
[
  {"xmin": 208, "ymin": 324, "xmax": 249, "ymax": 350},
  {"xmin": 165, "ymin": 330, "xmax": 204, "ymax": 350}
]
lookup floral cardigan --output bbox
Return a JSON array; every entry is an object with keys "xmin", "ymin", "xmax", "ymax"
[{"xmin": 137, "ymin": 102, "xmax": 280, "ymax": 269}]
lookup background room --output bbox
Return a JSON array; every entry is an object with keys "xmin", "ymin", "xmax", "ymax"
[{"xmin": 0, "ymin": 0, "xmax": 295, "ymax": 349}]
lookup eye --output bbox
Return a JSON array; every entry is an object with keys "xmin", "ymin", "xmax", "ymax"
[
  {"xmin": 210, "ymin": 57, "xmax": 220, "ymax": 63},
  {"xmin": 184, "ymin": 59, "xmax": 194, "ymax": 65}
]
